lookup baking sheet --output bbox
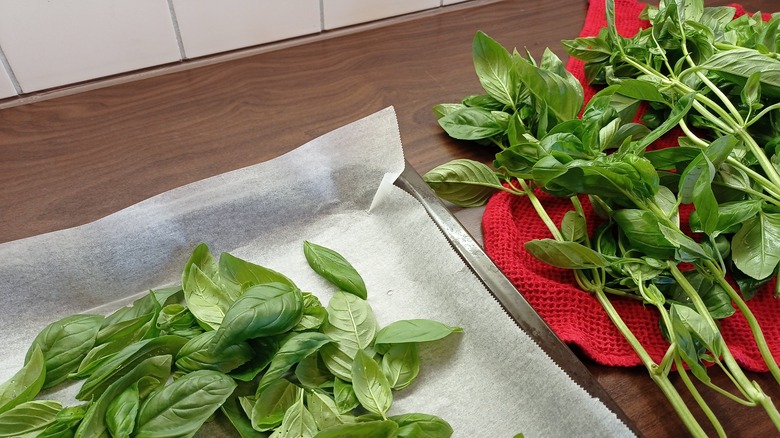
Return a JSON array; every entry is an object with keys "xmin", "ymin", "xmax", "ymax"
[{"xmin": 0, "ymin": 107, "xmax": 634, "ymax": 437}]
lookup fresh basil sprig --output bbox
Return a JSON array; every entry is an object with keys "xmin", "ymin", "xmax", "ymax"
[
  {"xmin": 425, "ymin": 1, "xmax": 780, "ymax": 435},
  {"xmin": 0, "ymin": 241, "xmax": 462, "ymax": 437}
]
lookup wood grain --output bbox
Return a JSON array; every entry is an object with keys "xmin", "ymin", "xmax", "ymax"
[{"xmin": 1, "ymin": 0, "xmax": 778, "ymax": 436}]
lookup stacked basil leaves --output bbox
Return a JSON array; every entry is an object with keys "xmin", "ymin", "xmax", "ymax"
[
  {"xmin": 425, "ymin": 0, "xmax": 780, "ymax": 436},
  {"xmin": 0, "ymin": 241, "xmax": 461, "ymax": 437}
]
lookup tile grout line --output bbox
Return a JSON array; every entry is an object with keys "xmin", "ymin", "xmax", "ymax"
[
  {"xmin": 0, "ymin": 43, "xmax": 22, "ymax": 95},
  {"xmin": 319, "ymin": 0, "xmax": 325, "ymax": 32},
  {"xmin": 166, "ymin": 0, "xmax": 187, "ymax": 60}
]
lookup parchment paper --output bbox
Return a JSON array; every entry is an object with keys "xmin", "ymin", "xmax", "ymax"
[{"xmin": 0, "ymin": 107, "xmax": 634, "ymax": 437}]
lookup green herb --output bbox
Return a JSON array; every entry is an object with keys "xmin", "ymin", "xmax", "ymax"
[
  {"xmin": 303, "ymin": 241, "xmax": 367, "ymax": 299},
  {"xmin": 319, "ymin": 291, "xmax": 378, "ymax": 381},
  {"xmin": 26, "ymin": 314, "xmax": 104, "ymax": 389},
  {"xmin": 0, "ymin": 241, "xmax": 461, "ymax": 436},
  {"xmin": 105, "ymin": 382, "xmax": 139, "ymax": 438},
  {"xmin": 380, "ymin": 344, "xmax": 420, "ymax": 391},
  {"xmin": 134, "ymin": 370, "xmax": 237, "ymax": 437},
  {"xmin": 0, "ymin": 345, "xmax": 45, "ymax": 415},
  {"xmin": 0, "ymin": 400, "xmax": 61, "ymax": 436},
  {"xmin": 210, "ymin": 282, "xmax": 304, "ymax": 353},
  {"xmin": 350, "ymin": 349, "xmax": 392, "ymax": 418},
  {"xmin": 425, "ymin": 1, "xmax": 780, "ymax": 435}
]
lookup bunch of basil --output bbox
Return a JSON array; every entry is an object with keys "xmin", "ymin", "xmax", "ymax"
[
  {"xmin": 0, "ymin": 241, "xmax": 461, "ymax": 438},
  {"xmin": 424, "ymin": 0, "xmax": 780, "ymax": 436}
]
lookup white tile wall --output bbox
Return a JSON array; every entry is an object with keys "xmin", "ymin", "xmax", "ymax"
[
  {"xmin": 323, "ymin": 0, "xmax": 441, "ymax": 30},
  {"xmin": 171, "ymin": 0, "xmax": 321, "ymax": 59},
  {"xmin": 0, "ymin": 0, "xmax": 474, "ymax": 98},
  {"xmin": 0, "ymin": 0, "xmax": 181, "ymax": 93},
  {"xmin": 0, "ymin": 67, "xmax": 16, "ymax": 99}
]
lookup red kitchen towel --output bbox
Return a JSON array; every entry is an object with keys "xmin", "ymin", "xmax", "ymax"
[{"xmin": 482, "ymin": 0, "xmax": 780, "ymax": 370}]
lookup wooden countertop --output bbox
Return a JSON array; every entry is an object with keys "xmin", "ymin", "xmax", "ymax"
[{"xmin": 1, "ymin": 0, "xmax": 778, "ymax": 436}]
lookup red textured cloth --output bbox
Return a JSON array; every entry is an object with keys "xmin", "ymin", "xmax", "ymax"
[{"xmin": 482, "ymin": 0, "xmax": 780, "ymax": 370}]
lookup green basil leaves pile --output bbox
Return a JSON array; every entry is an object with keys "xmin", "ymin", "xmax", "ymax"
[
  {"xmin": 0, "ymin": 241, "xmax": 461, "ymax": 438},
  {"xmin": 425, "ymin": 0, "xmax": 780, "ymax": 436}
]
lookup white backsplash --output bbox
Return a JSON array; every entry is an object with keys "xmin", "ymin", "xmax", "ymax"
[
  {"xmin": 322, "ymin": 0, "xmax": 440, "ymax": 30},
  {"xmin": 0, "ymin": 0, "xmax": 180, "ymax": 93},
  {"xmin": 171, "ymin": 0, "xmax": 321, "ymax": 59},
  {"xmin": 0, "ymin": 0, "xmax": 474, "ymax": 98}
]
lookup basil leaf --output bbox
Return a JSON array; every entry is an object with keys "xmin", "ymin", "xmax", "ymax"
[
  {"xmin": 77, "ymin": 335, "xmax": 187, "ymax": 401},
  {"xmin": 182, "ymin": 242, "xmax": 218, "ymax": 291},
  {"xmin": 38, "ymin": 404, "xmax": 88, "ymax": 438},
  {"xmin": 633, "ymin": 93, "xmax": 695, "ymax": 151},
  {"xmin": 693, "ymin": 200, "xmax": 763, "ymax": 237},
  {"xmin": 157, "ymin": 303, "xmax": 200, "ymax": 337},
  {"xmin": 220, "ymin": 394, "xmax": 266, "ymax": 438},
  {"xmin": 462, "ymin": 93, "xmax": 506, "ymax": 111},
  {"xmin": 380, "ymin": 344, "xmax": 420, "ymax": 391},
  {"xmin": 333, "ymin": 377, "xmax": 359, "ymax": 414},
  {"xmin": 432, "ymin": 103, "xmax": 465, "ymax": 120},
  {"xmin": 135, "ymin": 370, "xmax": 236, "ymax": 437},
  {"xmin": 645, "ymin": 147, "xmax": 699, "ymax": 171},
  {"xmin": 351, "ymin": 350, "xmax": 392, "ymax": 417},
  {"xmin": 561, "ymin": 36, "xmax": 612, "ymax": 63},
  {"xmin": 732, "ymin": 212, "xmax": 780, "ymax": 280},
  {"xmin": 657, "ymin": 223, "xmax": 713, "ymax": 262},
  {"xmin": 312, "ymin": 420, "xmax": 398, "ymax": 438},
  {"xmin": 70, "ymin": 338, "xmax": 129, "ymax": 380},
  {"xmin": 671, "ymin": 304, "xmax": 724, "ymax": 360},
  {"xmin": 615, "ymin": 78, "xmax": 666, "ymax": 103},
  {"xmin": 472, "ymin": 31, "xmax": 519, "ymax": 107},
  {"xmin": 99, "ymin": 293, "xmax": 157, "ymax": 338},
  {"xmin": 612, "ymin": 209, "xmax": 678, "ymax": 259},
  {"xmin": 0, "ymin": 345, "xmax": 45, "ymax": 415},
  {"xmin": 304, "ymin": 241, "xmax": 367, "ymax": 300},
  {"xmin": 75, "ymin": 355, "xmax": 172, "ymax": 438},
  {"xmin": 0, "ymin": 400, "xmax": 61, "ymax": 436},
  {"xmin": 390, "ymin": 413, "xmax": 454, "ymax": 438},
  {"xmin": 690, "ymin": 155, "xmax": 719, "ymax": 235},
  {"xmin": 295, "ymin": 353, "xmax": 333, "ymax": 390},
  {"xmin": 662, "ymin": 270, "xmax": 736, "ymax": 319},
  {"xmin": 96, "ymin": 311, "xmax": 155, "ymax": 348},
  {"xmin": 211, "ymin": 282, "xmax": 303, "ymax": 353},
  {"xmin": 702, "ymin": 48, "xmax": 780, "ymax": 97},
  {"xmin": 375, "ymin": 320, "xmax": 462, "ymax": 346},
  {"xmin": 524, "ymin": 239, "xmax": 612, "ymax": 269},
  {"xmin": 184, "ymin": 264, "xmax": 232, "ymax": 331},
  {"xmin": 741, "ymin": 71, "xmax": 762, "ymax": 109},
  {"xmin": 561, "ymin": 210, "xmax": 588, "ymax": 242},
  {"xmin": 423, "ymin": 159, "xmax": 503, "ymax": 208},
  {"xmin": 106, "ymin": 382, "xmax": 139, "ymax": 438},
  {"xmin": 307, "ymin": 391, "xmax": 349, "ymax": 430},
  {"xmin": 150, "ymin": 286, "xmax": 183, "ymax": 307},
  {"xmin": 230, "ymin": 336, "xmax": 282, "ymax": 382},
  {"xmin": 175, "ymin": 330, "xmax": 253, "ymax": 374},
  {"xmin": 515, "ymin": 49, "xmax": 584, "ymax": 122},
  {"xmin": 669, "ymin": 307, "xmax": 710, "ymax": 383},
  {"xmin": 294, "ymin": 293, "xmax": 327, "ymax": 332},
  {"xmin": 251, "ymin": 379, "xmax": 299, "ymax": 432},
  {"xmin": 256, "ymin": 332, "xmax": 333, "ymax": 395},
  {"xmin": 25, "ymin": 314, "xmax": 103, "ymax": 389},
  {"xmin": 219, "ymin": 251, "xmax": 296, "ymax": 291},
  {"xmin": 436, "ymin": 107, "xmax": 506, "ymax": 140},
  {"xmin": 320, "ymin": 292, "xmax": 378, "ymax": 381},
  {"xmin": 273, "ymin": 390, "xmax": 317, "ymax": 438}
]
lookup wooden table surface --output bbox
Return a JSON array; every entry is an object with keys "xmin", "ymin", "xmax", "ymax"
[{"xmin": 1, "ymin": 0, "xmax": 779, "ymax": 436}]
